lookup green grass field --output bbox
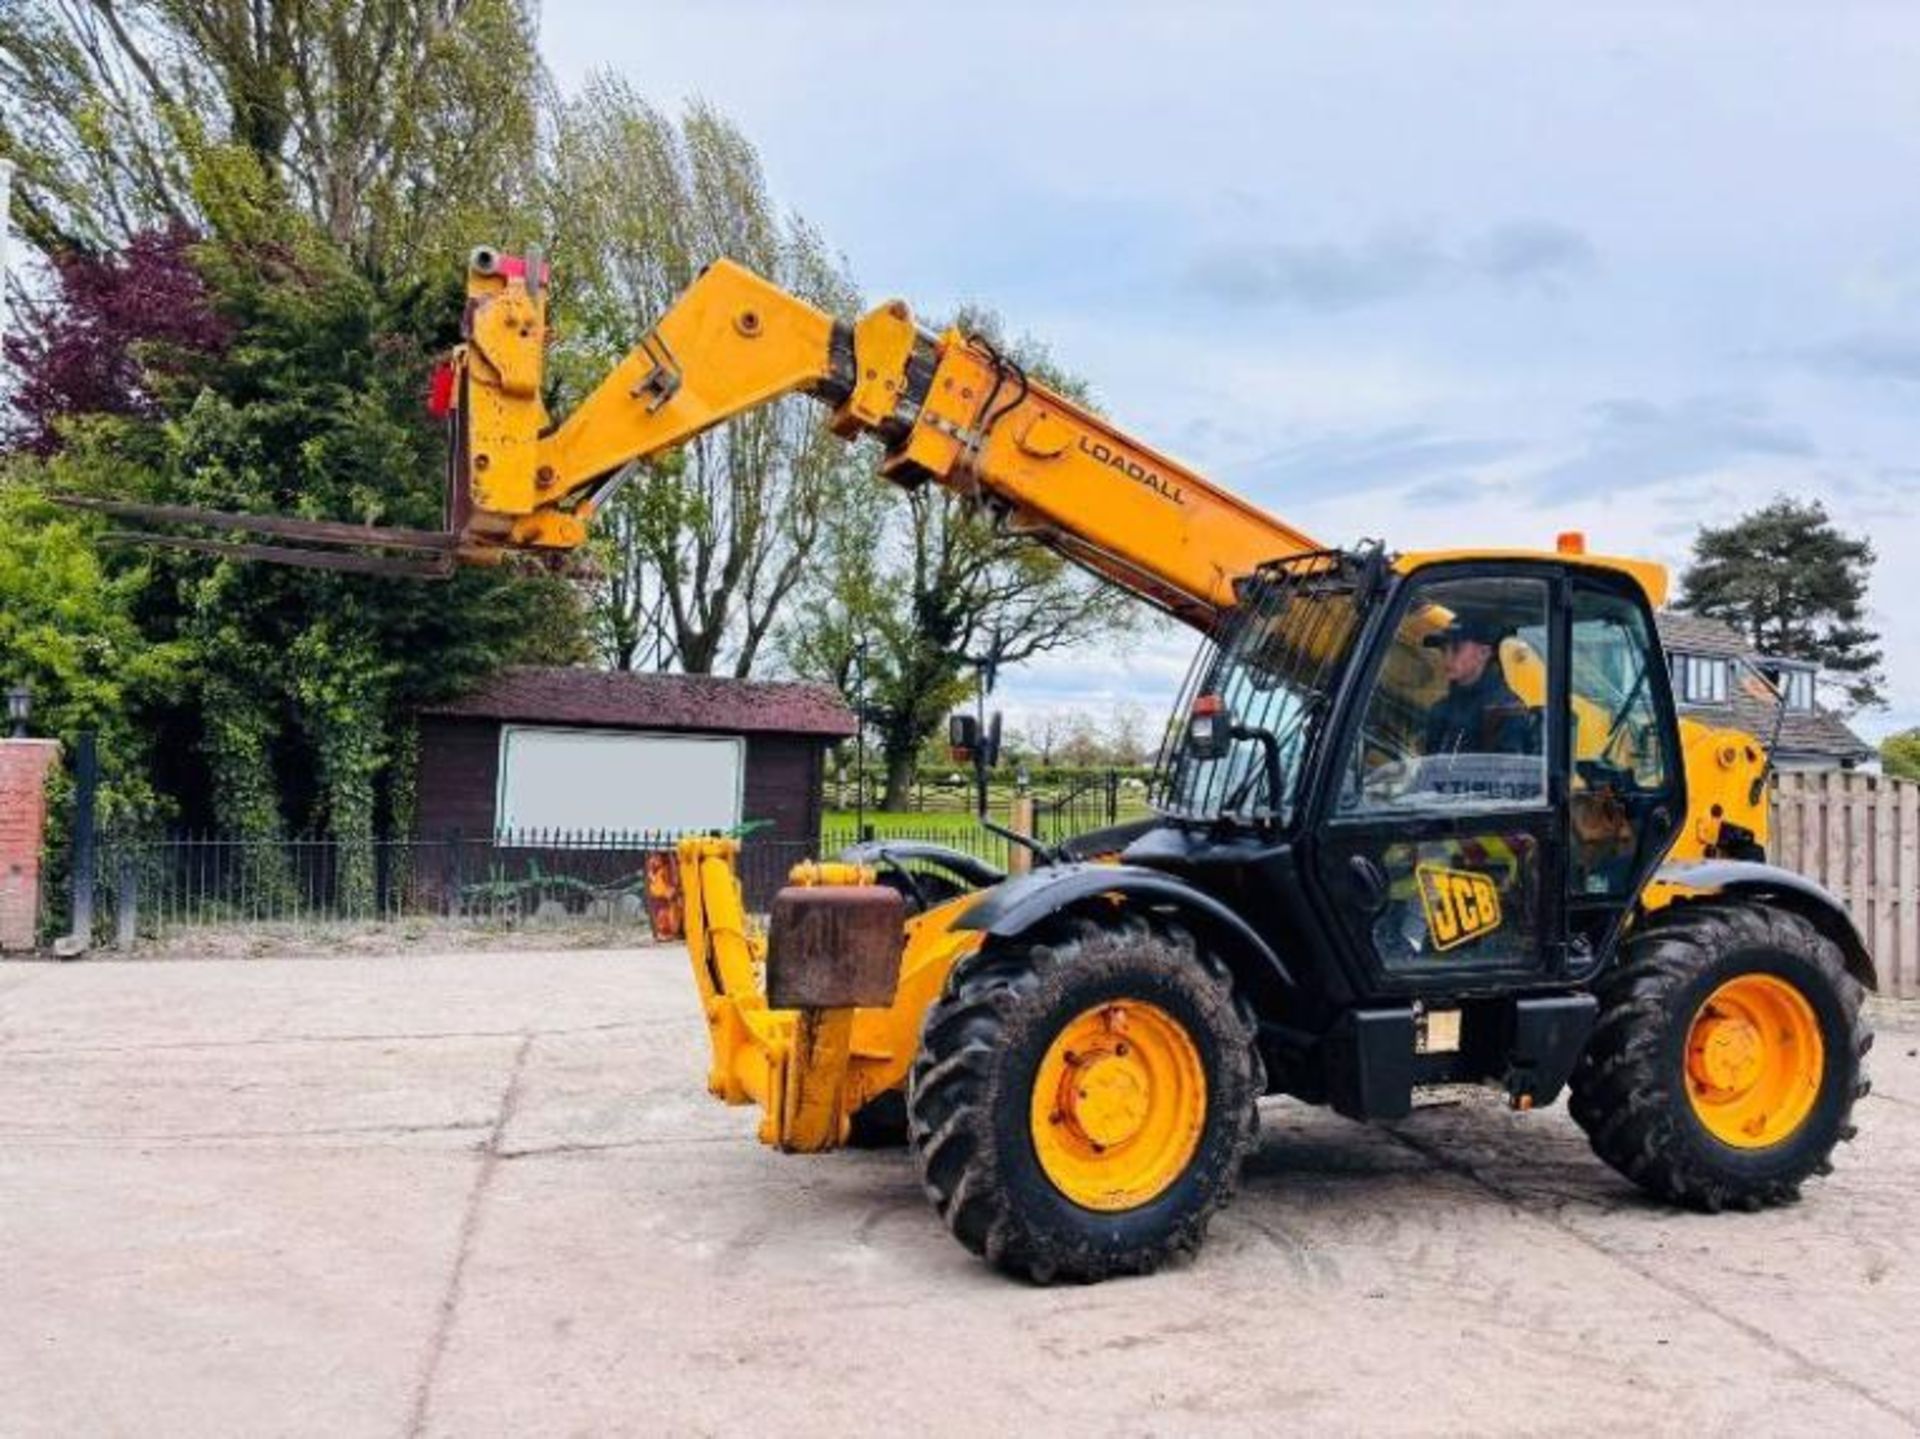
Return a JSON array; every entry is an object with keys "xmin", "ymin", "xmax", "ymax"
[
  {"xmin": 819, "ymin": 811, "xmax": 1011, "ymax": 863},
  {"xmin": 818, "ymin": 800, "xmax": 1156, "ymax": 864}
]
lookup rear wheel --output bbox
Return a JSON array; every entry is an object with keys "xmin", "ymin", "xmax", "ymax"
[
  {"xmin": 1569, "ymin": 901, "xmax": 1869, "ymax": 1211},
  {"xmin": 907, "ymin": 914, "xmax": 1262, "ymax": 1282}
]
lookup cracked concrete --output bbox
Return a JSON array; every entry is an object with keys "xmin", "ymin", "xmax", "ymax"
[{"xmin": 2, "ymin": 951, "xmax": 1918, "ymax": 1436}]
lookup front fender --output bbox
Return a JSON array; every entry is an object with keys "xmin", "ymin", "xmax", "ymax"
[
  {"xmin": 835, "ymin": 839, "xmax": 1007, "ymax": 889},
  {"xmin": 954, "ymin": 863, "xmax": 1294, "ymax": 1012},
  {"xmin": 1648, "ymin": 858, "xmax": 1877, "ymax": 991},
  {"xmin": 834, "ymin": 839, "xmax": 1007, "ymax": 914}
]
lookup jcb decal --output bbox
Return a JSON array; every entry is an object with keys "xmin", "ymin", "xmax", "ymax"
[{"xmin": 1416, "ymin": 863, "xmax": 1502, "ymax": 951}]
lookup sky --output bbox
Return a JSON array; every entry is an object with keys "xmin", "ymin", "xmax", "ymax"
[{"xmin": 540, "ymin": 1, "xmax": 1920, "ymax": 743}]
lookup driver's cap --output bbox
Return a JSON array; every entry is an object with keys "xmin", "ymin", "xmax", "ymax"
[{"xmin": 1422, "ymin": 615, "xmax": 1506, "ymax": 649}]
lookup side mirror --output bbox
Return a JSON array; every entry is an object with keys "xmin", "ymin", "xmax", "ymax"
[
  {"xmin": 1185, "ymin": 694, "xmax": 1233, "ymax": 760},
  {"xmin": 948, "ymin": 711, "xmax": 1003, "ymax": 767},
  {"xmin": 948, "ymin": 713, "xmax": 979, "ymax": 762}
]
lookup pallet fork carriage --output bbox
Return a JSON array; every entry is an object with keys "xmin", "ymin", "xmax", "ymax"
[{"xmin": 82, "ymin": 247, "xmax": 1877, "ymax": 1280}]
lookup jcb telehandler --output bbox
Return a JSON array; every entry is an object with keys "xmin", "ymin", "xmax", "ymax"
[{"xmin": 90, "ymin": 248, "xmax": 1874, "ymax": 1282}]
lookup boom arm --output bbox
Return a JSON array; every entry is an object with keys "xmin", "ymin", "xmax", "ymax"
[{"xmin": 451, "ymin": 248, "xmax": 1318, "ymax": 630}]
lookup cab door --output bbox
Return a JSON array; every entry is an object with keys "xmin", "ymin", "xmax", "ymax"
[{"xmin": 1312, "ymin": 569, "xmax": 1567, "ymax": 995}]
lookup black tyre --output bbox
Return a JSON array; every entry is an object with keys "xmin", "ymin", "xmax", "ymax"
[
  {"xmin": 1569, "ymin": 901, "xmax": 1870, "ymax": 1211},
  {"xmin": 907, "ymin": 914, "xmax": 1262, "ymax": 1282}
]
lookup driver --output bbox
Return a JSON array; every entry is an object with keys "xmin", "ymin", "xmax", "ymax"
[{"xmin": 1422, "ymin": 616, "xmax": 1532, "ymax": 757}]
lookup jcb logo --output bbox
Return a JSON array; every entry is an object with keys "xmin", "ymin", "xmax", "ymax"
[{"xmin": 1416, "ymin": 863, "xmax": 1502, "ymax": 951}]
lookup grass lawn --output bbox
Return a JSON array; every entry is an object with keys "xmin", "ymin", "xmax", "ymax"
[
  {"xmin": 821, "ymin": 810, "xmax": 990, "ymax": 836},
  {"xmin": 818, "ymin": 803, "xmax": 1157, "ymax": 865},
  {"xmin": 820, "ymin": 810, "xmax": 1011, "ymax": 864}
]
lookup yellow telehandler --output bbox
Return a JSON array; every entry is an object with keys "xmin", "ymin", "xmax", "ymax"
[{"xmin": 88, "ymin": 248, "xmax": 1874, "ymax": 1281}]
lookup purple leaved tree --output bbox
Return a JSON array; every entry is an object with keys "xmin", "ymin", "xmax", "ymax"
[{"xmin": 2, "ymin": 225, "xmax": 229, "ymax": 455}]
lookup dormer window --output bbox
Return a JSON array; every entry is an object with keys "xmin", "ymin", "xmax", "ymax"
[
  {"xmin": 1671, "ymin": 652, "xmax": 1729, "ymax": 705},
  {"xmin": 1763, "ymin": 661, "xmax": 1817, "ymax": 712}
]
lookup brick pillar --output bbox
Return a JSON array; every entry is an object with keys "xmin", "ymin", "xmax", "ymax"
[{"xmin": 0, "ymin": 739, "xmax": 61, "ymax": 951}]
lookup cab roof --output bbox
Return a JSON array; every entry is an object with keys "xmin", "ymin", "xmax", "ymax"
[{"xmin": 1394, "ymin": 547, "xmax": 1669, "ymax": 608}]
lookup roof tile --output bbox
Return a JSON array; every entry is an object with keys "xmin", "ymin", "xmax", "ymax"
[
  {"xmin": 424, "ymin": 666, "xmax": 857, "ymax": 739},
  {"xmin": 1656, "ymin": 611, "xmax": 1871, "ymax": 762},
  {"xmin": 1655, "ymin": 610, "xmax": 1748, "ymax": 659}
]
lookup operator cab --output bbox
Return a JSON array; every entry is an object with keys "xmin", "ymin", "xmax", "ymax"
[{"xmin": 1131, "ymin": 543, "xmax": 1688, "ymax": 1112}]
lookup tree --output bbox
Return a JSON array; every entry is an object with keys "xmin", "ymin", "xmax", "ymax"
[
  {"xmin": 166, "ymin": 227, "xmax": 584, "ymax": 863},
  {"xmin": 1883, "ymin": 730, "xmax": 1920, "ymax": 783},
  {"xmin": 0, "ymin": 0, "xmax": 541, "ymax": 273},
  {"xmin": 543, "ymin": 78, "xmax": 870, "ymax": 677},
  {"xmin": 1107, "ymin": 701, "xmax": 1152, "ymax": 766},
  {"xmin": 1055, "ymin": 709, "xmax": 1106, "ymax": 768},
  {"xmin": 24, "ymin": 214, "xmax": 585, "ymax": 895},
  {"xmin": 781, "ymin": 307, "xmax": 1136, "ymax": 810},
  {"xmin": 2, "ymin": 0, "xmax": 577, "ymax": 893},
  {"xmin": 2, "ymin": 223, "xmax": 228, "ymax": 453},
  {"xmin": 0, "ymin": 473, "xmax": 190, "ymax": 825},
  {"xmin": 1019, "ymin": 710, "xmax": 1071, "ymax": 767},
  {"xmin": 1677, "ymin": 498, "xmax": 1884, "ymax": 711}
]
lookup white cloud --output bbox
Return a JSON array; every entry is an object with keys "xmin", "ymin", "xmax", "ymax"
[{"xmin": 537, "ymin": 0, "xmax": 1920, "ymax": 745}]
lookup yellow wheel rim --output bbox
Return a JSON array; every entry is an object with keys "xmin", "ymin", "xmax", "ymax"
[
  {"xmin": 1684, "ymin": 973, "xmax": 1825, "ymax": 1149},
  {"xmin": 1029, "ymin": 1000, "xmax": 1207, "ymax": 1212}
]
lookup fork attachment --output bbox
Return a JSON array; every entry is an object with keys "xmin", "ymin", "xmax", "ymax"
[{"xmin": 60, "ymin": 497, "xmax": 462, "ymax": 579}]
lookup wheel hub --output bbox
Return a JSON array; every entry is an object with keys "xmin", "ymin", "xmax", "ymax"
[
  {"xmin": 1030, "ymin": 1000, "xmax": 1208, "ymax": 1211},
  {"xmin": 1688, "ymin": 1010, "xmax": 1764, "ymax": 1097},
  {"xmin": 1058, "ymin": 1042, "xmax": 1152, "ymax": 1151},
  {"xmin": 1683, "ymin": 973, "xmax": 1825, "ymax": 1148}
]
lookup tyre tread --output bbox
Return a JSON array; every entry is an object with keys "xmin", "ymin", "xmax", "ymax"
[
  {"xmin": 1569, "ymin": 900, "xmax": 1868, "ymax": 1211},
  {"xmin": 907, "ymin": 914, "xmax": 1260, "ymax": 1282}
]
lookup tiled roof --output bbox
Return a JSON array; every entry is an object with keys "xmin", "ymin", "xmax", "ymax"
[
  {"xmin": 1655, "ymin": 611, "xmax": 1871, "ymax": 763},
  {"xmin": 423, "ymin": 666, "xmax": 857, "ymax": 738},
  {"xmin": 1654, "ymin": 610, "xmax": 1748, "ymax": 659},
  {"xmin": 1709, "ymin": 693, "xmax": 1874, "ymax": 763}
]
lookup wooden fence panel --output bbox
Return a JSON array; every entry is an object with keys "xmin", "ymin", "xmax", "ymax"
[{"xmin": 1771, "ymin": 770, "xmax": 1920, "ymax": 997}]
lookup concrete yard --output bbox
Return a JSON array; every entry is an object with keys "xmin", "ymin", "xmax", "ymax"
[{"xmin": 2, "ymin": 949, "xmax": 1917, "ymax": 1437}]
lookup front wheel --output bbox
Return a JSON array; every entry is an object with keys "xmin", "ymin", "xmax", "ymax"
[
  {"xmin": 907, "ymin": 915, "xmax": 1262, "ymax": 1282},
  {"xmin": 1569, "ymin": 901, "xmax": 1870, "ymax": 1211}
]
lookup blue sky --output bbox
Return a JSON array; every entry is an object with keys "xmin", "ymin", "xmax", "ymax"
[{"xmin": 542, "ymin": 2, "xmax": 1920, "ymax": 741}]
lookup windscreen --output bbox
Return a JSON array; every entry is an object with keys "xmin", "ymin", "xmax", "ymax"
[{"xmin": 1152, "ymin": 547, "xmax": 1380, "ymax": 826}]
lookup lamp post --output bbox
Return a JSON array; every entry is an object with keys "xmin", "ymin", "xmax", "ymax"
[
  {"xmin": 7, "ymin": 683, "xmax": 30, "ymax": 738},
  {"xmin": 852, "ymin": 639, "xmax": 870, "ymax": 842}
]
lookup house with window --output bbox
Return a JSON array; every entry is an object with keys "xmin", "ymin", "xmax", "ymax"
[{"xmin": 1655, "ymin": 612, "xmax": 1873, "ymax": 772}]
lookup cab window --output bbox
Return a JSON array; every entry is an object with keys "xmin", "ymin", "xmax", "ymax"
[
  {"xmin": 1568, "ymin": 585, "xmax": 1678, "ymax": 898},
  {"xmin": 1344, "ymin": 576, "xmax": 1551, "ymax": 815}
]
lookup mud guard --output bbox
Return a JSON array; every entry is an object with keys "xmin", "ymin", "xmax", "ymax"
[
  {"xmin": 953, "ymin": 863, "xmax": 1295, "ymax": 1012},
  {"xmin": 834, "ymin": 839, "xmax": 1007, "ymax": 914},
  {"xmin": 1652, "ymin": 858, "xmax": 1877, "ymax": 991}
]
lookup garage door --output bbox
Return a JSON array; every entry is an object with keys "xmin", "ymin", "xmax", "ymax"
[{"xmin": 496, "ymin": 726, "xmax": 744, "ymax": 836}]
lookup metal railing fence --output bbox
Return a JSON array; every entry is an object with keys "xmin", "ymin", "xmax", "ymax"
[{"xmin": 65, "ymin": 829, "xmax": 822, "ymax": 946}]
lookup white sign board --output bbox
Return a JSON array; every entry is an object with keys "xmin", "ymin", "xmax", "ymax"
[{"xmin": 496, "ymin": 726, "xmax": 744, "ymax": 836}]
